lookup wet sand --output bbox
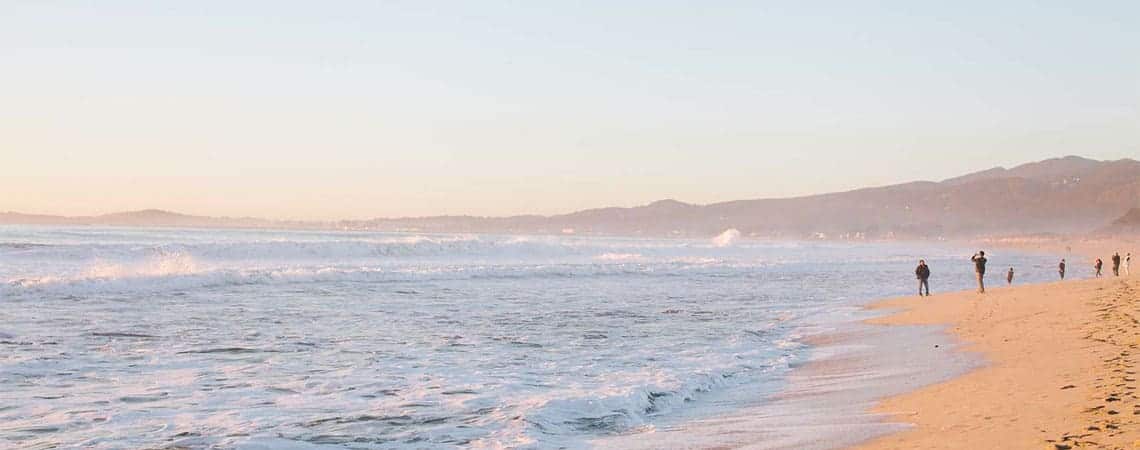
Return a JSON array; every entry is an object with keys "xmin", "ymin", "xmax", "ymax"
[
  {"xmin": 593, "ymin": 320, "xmax": 977, "ymax": 450},
  {"xmin": 595, "ymin": 237, "xmax": 1137, "ymax": 449},
  {"xmin": 854, "ymin": 272, "xmax": 1140, "ymax": 449}
]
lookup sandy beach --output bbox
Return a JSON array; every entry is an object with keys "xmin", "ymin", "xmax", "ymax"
[
  {"xmin": 5, "ymin": 0, "xmax": 1138, "ymax": 446},
  {"xmin": 855, "ymin": 255, "xmax": 1139, "ymax": 449}
]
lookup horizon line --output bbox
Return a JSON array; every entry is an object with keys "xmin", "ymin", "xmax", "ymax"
[{"xmin": 3, "ymin": 154, "xmax": 1133, "ymax": 223}]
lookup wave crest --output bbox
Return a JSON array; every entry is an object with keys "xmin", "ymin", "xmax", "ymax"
[
  {"xmin": 81, "ymin": 251, "xmax": 201, "ymax": 279},
  {"xmin": 712, "ymin": 229, "xmax": 741, "ymax": 248}
]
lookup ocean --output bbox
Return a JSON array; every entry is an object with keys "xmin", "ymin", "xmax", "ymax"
[{"xmin": 0, "ymin": 226, "xmax": 1072, "ymax": 449}]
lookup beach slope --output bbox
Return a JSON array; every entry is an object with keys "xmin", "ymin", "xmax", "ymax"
[{"xmin": 856, "ymin": 275, "xmax": 1140, "ymax": 449}]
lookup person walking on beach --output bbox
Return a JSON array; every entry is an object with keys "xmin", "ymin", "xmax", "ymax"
[
  {"xmin": 915, "ymin": 259, "xmax": 931, "ymax": 296},
  {"xmin": 1059, "ymin": 259, "xmax": 1066, "ymax": 280},
  {"xmin": 972, "ymin": 251, "xmax": 988, "ymax": 293},
  {"xmin": 1006, "ymin": 267, "xmax": 1014, "ymax": 285},
  {"xmin": 1095, "ymin": 258, "xmax": 1103, "ymax": 278},
  {"xmin": 1112, "ymin": 252, "xmax": 1121, "ymax": 277},
  {"xmin": 1127, "ymin": 253, "xmax": 1132, "ymax": 276}
]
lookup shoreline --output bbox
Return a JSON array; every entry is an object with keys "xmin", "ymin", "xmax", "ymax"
[
  {"xmin": 594, "ymin": 239, "xmax": 1137, "ymax": 449},
  {"xmin": 592, "ymin": 317, "xmax": 978, "ymax": 450},
  {"xmin": 851, "ymin": 269, "xmax": 1138, "ymax": 448},
  {"xmin": 592, "ymin": 242, "xmax": 1093, "ymax": 449}
]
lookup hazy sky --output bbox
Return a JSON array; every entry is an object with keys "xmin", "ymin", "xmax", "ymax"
[{"xmin": 3, "ymin": 1, "xmax": 1138, "ymax": 219}]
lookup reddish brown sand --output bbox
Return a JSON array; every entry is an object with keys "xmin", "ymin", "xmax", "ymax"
[{"xmin": 854, "ymin": 272, "xmax": 1140, "ymax": 449}]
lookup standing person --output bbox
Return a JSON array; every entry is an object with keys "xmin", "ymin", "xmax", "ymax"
[
  {"xmin": 1006, "ymin": 267, "xmax": 1014, "ymax": 285},
  {"xmin": 1095, "ymin": 258, "xmax": 1103, "ymax": 278},
  {"xmin": 1112, "ymin": 252, "xmax": 1121, "ymax": 277},
  {"xmin": 915, "ymin": 259, "xmax": 931, "ymax": 297},
  {"xmin": 1059, "ymin": 259, "xmax": 1066, "ymax": 280},
  {"xmin": 972, "ymin": 251, "xmax": 988, "ymax": 293},
  {"xmin": 1126, "ymin": 253, "xmax": 1132, "ymax": 276}
]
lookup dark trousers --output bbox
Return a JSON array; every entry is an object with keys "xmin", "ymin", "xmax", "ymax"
[{"xmin": 918, "ymin": 278, "xmax": 930, "ymax": 296}]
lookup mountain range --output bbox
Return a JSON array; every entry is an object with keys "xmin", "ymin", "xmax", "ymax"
[{"xmin": 4, "ymin": 156, "xmax": 1138, "ymax": 239}]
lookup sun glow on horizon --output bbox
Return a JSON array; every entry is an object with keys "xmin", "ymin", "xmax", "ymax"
[{"xmin": 3, "ymin": 1, "xmax": 1138, "ymax": 220}]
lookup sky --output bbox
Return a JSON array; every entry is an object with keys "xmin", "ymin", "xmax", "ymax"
[{"xmin": 2, "ymin": 1, "xmax": 1138, "ymax": 220}]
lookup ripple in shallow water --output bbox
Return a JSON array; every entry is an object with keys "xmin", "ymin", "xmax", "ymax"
[
  {"xmin": 176, "ymin": 347, "xmax": 280, "ymax": 354},
  {"xmin": 90, "ymin": 332, "xmax": 156, "ymax": 339}
]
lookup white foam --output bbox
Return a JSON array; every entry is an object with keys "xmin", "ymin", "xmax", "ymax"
[
  {"xmin": 712, "ymin": 229, "xmax": 741, "ymax": 248},
  {"xmin": 0, "ymin": 226, "xmax": 1073, "ymax": 449},
  {"xmin": 81, "ymin": 251, "xmax": 201, "ymax": 279},
  {"xmin": 594, "ymin": 252, "xmax": 644, "ymax": 261}
]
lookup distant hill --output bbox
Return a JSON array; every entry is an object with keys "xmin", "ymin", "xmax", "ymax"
[
  {"xmin": 0, "ymin": 209, "xmax": 315, "ymax": 229},
  {"xmin": 1115, "ymin": 208, "xmax": 1140, "ymax": 227},
  {"xmin": 4, "ymin": 156, "xmax": 1139, "ymax": 239},
  {"xmin": 940, "ymin": 155, "xmax": 1105, "ymax": 185},
  {"xmin": 1100, "ymin": 208, "xmax": 1140, "ymax": 235},
  {"xmin": 346, "ymin": 156, "xmax": 1140, "ymax": 238}
]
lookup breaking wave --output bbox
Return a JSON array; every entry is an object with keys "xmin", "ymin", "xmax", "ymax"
[
  {"xmin": 519, "ymin": 359, "xmax": 790, "ymax": 438},
  {"xmin": 3, "ymin": 261, "xmax": 741, "ymax": 298},
  {"xmin": 1, "ymin": 233, "xmax": 761, "ymax": 297},
  {"xmin": 712, "ymin": 229, "xmax": 741, "ymax": 248},
  {"xmin": 0, "ymin": 234, "xmax": 685, "ymax": 262}
]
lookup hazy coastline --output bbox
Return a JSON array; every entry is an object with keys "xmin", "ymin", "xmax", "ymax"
[{"xmin": 6, "ymin": 156, "xmax": 1139, "ymax": 241}]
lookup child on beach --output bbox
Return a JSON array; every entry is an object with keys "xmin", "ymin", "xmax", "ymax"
[
  {"xmin": 1112, "ymin": 252, "xmax": 1121, "ymax": 277},
  {"xmin": 1006, "ymin": 267, "xmax": 1014, "ymax": 285},
  {"xmin": 1127, "ymin": 253, "xmax": 1132, "ymax": 276},
  {"xmin": 1059, "ymin": 259, "xmax": 1066, "ymax": 280},
  {"xmin": 1095, "ymin": 258, "xmax": 1103, "ymax": 277}
]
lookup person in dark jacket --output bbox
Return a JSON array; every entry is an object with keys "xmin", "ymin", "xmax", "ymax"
[
  {"xmin": 1112, "ymin": 252, "xmax": 1121, "ymax": 277},
  {"xmin": 972, "ymin": 251, "xmax": 988, "ymax": 293},
  {"xmin": 1059, "ymin": 259, "xmax": 1066, "ymax": 280},
  {"xmin": 1006, "ymin": 267, "xmax": 1014, "ymax": 285},
  {"xmin": 915, "ymin": 259, "xmax": 931, "ymax": 296}
]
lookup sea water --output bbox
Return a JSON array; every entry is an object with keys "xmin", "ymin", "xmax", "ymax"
[{"xmin": 0, "ymin": 226, "xmax": 1070, "ymax": 449}]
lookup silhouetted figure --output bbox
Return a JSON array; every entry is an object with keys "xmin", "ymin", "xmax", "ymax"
[
  {"xmin": 915, "ymin": 259, "xmax": 931, "ymax": 296},
  {"xmin": 1112, "ymin": 252, "xmax": 1121, "ymax": 277},
  {"xmin": 972, "ymin": 251, "xmax": 988, "ymax": 293},
  {"xmin": 1059, "ymin": 259, "xmax": 1066, "ymax": 280},
  {"xmin": 1095, "ymin": 258, "xmax": 1103, "ymax": 278},
  {"xmin": 1127, "ymin": 253, "xmax": 1132, "ymax": 276},
  {"xmin": 1006, "ymin": 267, "xmax": 1014, "ymax": 285}
]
